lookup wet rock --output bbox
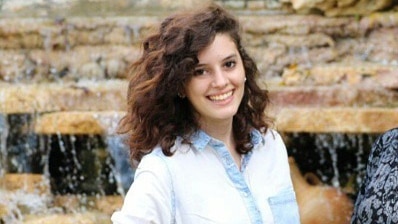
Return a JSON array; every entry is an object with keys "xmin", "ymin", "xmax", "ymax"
[
  {"xmin": 78, "ymin": 62, "xmax": 105, "ymax": 80},
  {"xmin": 94, "ymin": 196, "xmax": 124, "ymax": 215},
  {"xmin": 23, "ymin": 212, "xmax": 111, "ymax": 224},
  {"xmin": 282, "ymin": 0, "xmax": 395, "ymax": 16},
  {"xmin": 376, "ymin": 69, "xmax": 398, "ymax": 89},
  {"xmin": 280, "ymin": 62, "xmax": 398, "ymax": 86},
  {"xmin": 0, "ymin": 80, "xmax": 127, "ymax": 113},
  {"xmin": 34, "ymin": 111, "xmax": 125, "ymax": 135},
  {"xmin": 273, "ymin": 107, "xmax": 398, "ymax": 133},
  {"xmin": 268, "ymin": 84, "xmax": 398, "ymax": 107},
  {"xmin": 0, "ymin": 174, "xmax": 50, "ymax": 195},
  {"xmin": 289, "ymin": 157, "xmax": 353, "ymax": 224},
  {"xmin": 53, "ymin": 195, "xmax": 123, "ymax": 215},
  {"xmin": 105, "ymin": 59, "xmax": 127, "ymax": 79},
  {"xmin": 0, "ymin": 51, "xmax": 27, "ymax": 82}
]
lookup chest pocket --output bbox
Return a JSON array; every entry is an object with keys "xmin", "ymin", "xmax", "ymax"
[{"xmin": 268, "ymin": 190, "xmax": 300, "ymax": 224}]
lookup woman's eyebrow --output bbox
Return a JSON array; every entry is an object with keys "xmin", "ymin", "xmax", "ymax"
[
  {"xmin": 223, "ymin": 54, "xmax": 237, "ymax": 61},
  {"xmin": 196, "ymin": 53, "xmax": 238, "ymax": 67}
]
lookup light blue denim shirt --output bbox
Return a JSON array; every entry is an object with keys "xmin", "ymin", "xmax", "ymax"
[{"xmin": 111, "ymin": 129, "xmax": 300, "ymax": 224}]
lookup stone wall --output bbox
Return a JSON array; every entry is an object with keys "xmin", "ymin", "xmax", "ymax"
[
  {"xmin": 1, "ymin": 0, "xmax": 398, "ymax": 16},
  {"xmin": 1, "ymin": 0, "xmax": 397, "ymax": 131}
]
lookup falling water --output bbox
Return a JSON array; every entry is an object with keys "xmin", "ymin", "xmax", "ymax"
[
  {"xmin": 0, "ymin": 113, "xmax": 134, "ymax": 223},
  {"xmin": 316, "ymin": 134, "xmax": 342, "ymax": 187},
  {"xmin": 105, "ymin": 135, "xmax": 134, "ymax": 196},
  {"xmin": 285, "ymin": 132, "xmax": 378, "ymax": 196},
  {"xmin": 0, "ymin": 114, "xmax": 8, "ymax": 177}
]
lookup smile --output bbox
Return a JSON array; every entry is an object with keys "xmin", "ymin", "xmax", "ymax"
[{"xmin": 208, "ymin": 91, "xmax": 233, "ymax": 101}]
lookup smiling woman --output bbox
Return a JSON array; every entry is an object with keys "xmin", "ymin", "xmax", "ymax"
[
  {"xmin": 111, "ymin": 3, "xmax": 300, "ymax": 224},
  {"xmin": 185, "ymin": 34, "xmax": 246, "ymax": 133}
]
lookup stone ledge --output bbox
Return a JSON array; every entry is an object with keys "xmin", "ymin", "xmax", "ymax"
[
  {"xmin": 34, "ymin": 111, "xmax": 125, "ymax": 135},
  {"xmin": 0, "ymin": 80, "xmax": 127, "ymax": 114},
  {"xmin": 1, "ymin": 80, "xmax": 397, "ymax": 114},
  {"xmin": 273, "ymin": 107, "xmax": 398, "ymax": 133},
  {"xmin": 280, "ymin": 62, "xmax": 398, "ymax": 87},
  {"xmin": 53, "ymin": 195, "xmax": 123, "ymax": 215},
  {"xmin": 241, "ymin": 11, "xmax": 398, "ymax": 35},
  {"xmin": 2, "ymin": 12, "xmax": 398, "ymax": 47},
  {"xmin": 0, "ymin": 173, "xmax": 50, "ymax": 195},
  {"xmin": 1, "ymin": 10, "xmax": 398, "ymax": 84},
  {"xmin": 33, "ymin": 107, "xmax": 398, "ymax": 135},
  {"xmin": 0, "ymin": 16, "xmax": 161, "ymax": 49},
  {"xmin": 0, "ymin": 46, "xmax": 138, "ymax": 83},
  {"xmin": 23, "ymin": 212, "xmax": 111, "ymax": 224},
  {"xmin": 267, "ymin": 84, "xmax": 398, "ymax": 107}
]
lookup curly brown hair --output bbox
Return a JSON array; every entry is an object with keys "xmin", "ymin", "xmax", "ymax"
[{"xmin": 118, "ymin": 4, "xmax": 272, "ymax": 163}]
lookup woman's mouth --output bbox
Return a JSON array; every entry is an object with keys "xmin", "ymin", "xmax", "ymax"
[{"xmin": 208, "ymin": 91, "xmax": 233, "ymax": 101}]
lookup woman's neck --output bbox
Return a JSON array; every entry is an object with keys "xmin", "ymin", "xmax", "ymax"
[
  {"xmin": 200, "ymin": 119, "xmax": 234, "ymax": 144},
  {"xmin": 200, "ymin": 119, "xmax": 242, "ymax": 169}
]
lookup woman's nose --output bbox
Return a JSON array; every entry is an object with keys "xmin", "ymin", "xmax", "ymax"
[{"xmin": 211, "ymin": 69, "xmax": 228, "ymax": 87}]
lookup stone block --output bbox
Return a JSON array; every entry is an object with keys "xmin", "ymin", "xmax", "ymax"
[
  {"xmin": 0, "ymin": 173, "xmax": 50, "ymax": 195},
  {"xmin": 273, "ymin": 107, "xmax": 398, "ymax": 133},
  {"xmin": 267, "ymin": 85, "xmax": 398, "ymax": 107},
  {"xmin": 0, "ymin": 80, "xmax": 127, "ymax": 114},
  {"xmin": 34, "ymin": 111, "xmax": 125, "ymax": 135},
  {"xmin": 23, "ymin": 212, "xmax": 111, "ymax": 224}
]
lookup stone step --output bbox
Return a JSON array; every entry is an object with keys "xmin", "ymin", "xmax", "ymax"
[
  {"xmin": 32, "ymin": 107, "xmax": 398, "ymax": 134},
  {"xmin": 1, "ymin": 12, "xmax": 398, "ymax": 83},
  {"xmin": 1, "ymin": 0, "xmax": 397, "ymax": 18},
  {"xmin": 1, "ymin": 12, "xmax": 398, "ymax": 49},
  {"xmin": 0, "ymin": 80, "xmax": 127, "ymax": 114},
  {"xmin": 0, "ymin": 16, "xmax": 160, "ymax": 49},
  {"xmin": 2, "ymin": 45, "xmax": 398, "ymax": 85},
  {"xmin": 1, "ymin": 80, "xmax": 397, "ymax": 114},
  {"xmin": 34, "ymin": 111, "xmax": 125, "ymax": 135},
  {"xmin": 52, "ymin": 195, "xmax": 123, "ymax": 215},
  {"xmin": 0, "ymin": 46, "xmax": 139, "ymax": 82},
  {"xmin": 23, "ymin": 212, "xmax": 111, "ymax": 224},
  {"xmin": 1, "ymin": 41, "xmax": 398, "ymax": 85},
  {"xmin": 0, "ymin": 173, "xmax": 123, "ymax": 223},
  {"xmin": 280, "ymin": 62, "xmax": 398, "ymax": 88},
  {"xmin": 0, "ymin": 173, "xmax": 50, "ymax": 195},
  {"xmin": 272, "ymin": 107, "xmax": 398, "ymax": 133},
  {"xmin": 268, "ymin": 84, "xmax": 398, "ymax": 107}
]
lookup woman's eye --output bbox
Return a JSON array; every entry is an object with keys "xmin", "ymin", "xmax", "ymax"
[
  {"xmin": 194, "ymin": 69, "xmax": 205, "ymax": 76},
  {"xmin": 225, "ymin": 61, "xmax": 236, "ymax": 68}
]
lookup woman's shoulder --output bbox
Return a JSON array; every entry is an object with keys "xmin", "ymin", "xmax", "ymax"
[
  {"xmin": 140, "ymin": 140, "xmax": 192, "ymax": 164},
  {"xmin": 253, "ymin": 128, "xmax": 287, "ymax": 155},
  {"xmin": 262, "ymin": 128, "xmax": 284, "ymax": 144},
  {"xmin": 138, "ymin": 147, "xmax": 168, "ymax": 168}
]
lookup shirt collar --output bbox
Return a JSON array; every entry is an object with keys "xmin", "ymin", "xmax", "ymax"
[{"xmin": 190, "ymin": 128, "xmax": 264, "ymax": 152}]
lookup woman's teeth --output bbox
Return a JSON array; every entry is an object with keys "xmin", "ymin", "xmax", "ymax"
[{"xmin": 209, "ymin": 91, "xmax": 232, "ymax": 101}]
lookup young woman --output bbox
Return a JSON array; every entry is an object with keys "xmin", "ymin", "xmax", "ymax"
[{"xmin": 111, "ymin": 4, "xmax": 300, "ymax": 224}]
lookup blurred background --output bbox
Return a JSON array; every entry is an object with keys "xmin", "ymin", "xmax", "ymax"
[{"xmin": 1, "ymin": 0, "xmax": 398, "ymax": 223}]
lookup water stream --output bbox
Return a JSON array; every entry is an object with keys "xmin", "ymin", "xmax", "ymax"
[
  {"xmin": 0, "ymin": 114, "xmax": 134, "ymax": 223},
  {"xmin": 285, "ymin": 132, "xmax": 378, "ymax": 198}
]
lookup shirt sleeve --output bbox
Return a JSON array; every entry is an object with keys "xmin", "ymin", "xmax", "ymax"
[{"xmin": 111, "ymin": 154, "xmax": 174, "ymax": 224}]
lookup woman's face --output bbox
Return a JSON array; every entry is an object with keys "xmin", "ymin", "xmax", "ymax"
[{"xmin": 184, "ymin": 33, "xmax": 246, "ymax": 126}]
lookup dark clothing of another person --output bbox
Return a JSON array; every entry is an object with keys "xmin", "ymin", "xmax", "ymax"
[{"xmin": 351, "ymin": 128, "xmax": 398, "ymax": 224}]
